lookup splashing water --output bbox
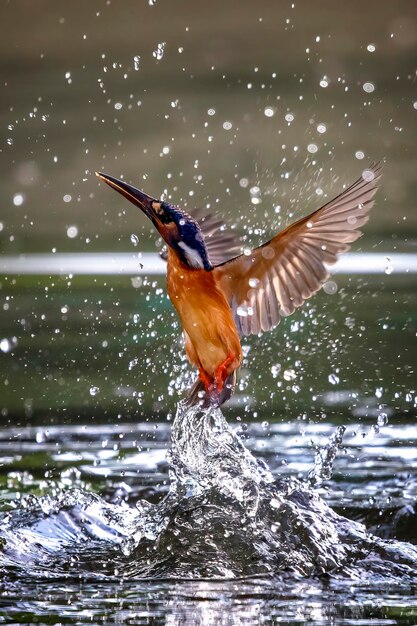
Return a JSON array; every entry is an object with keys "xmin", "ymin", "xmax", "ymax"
[
  {"xmin": 167, "ymin": 401, "xmax": 274, "ymax": 501},
  {"xmin": 152, "ymin": 42, "xmax": 166, "ymax": 61},
  {"xmin": 308, "ymin": 425, "xmax": 346, "ymax": 486},
  {"xmin": 1, "ymin": 402, "xmax": 417, "ymax": 582}
]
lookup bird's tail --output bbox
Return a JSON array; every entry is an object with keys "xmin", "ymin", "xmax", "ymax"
[{"xmin": 186, "ymin": 372, "xmax": 236, "ymax": 408}]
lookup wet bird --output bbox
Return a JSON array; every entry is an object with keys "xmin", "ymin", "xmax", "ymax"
[{"xmin": 97, "ymin": 163, "xmax": 381, "ymax": 407}]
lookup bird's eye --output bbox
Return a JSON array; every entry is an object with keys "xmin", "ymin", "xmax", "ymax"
[{"xmin": 152, "ymin": 201, "xmax": 173, "ymax": 224}]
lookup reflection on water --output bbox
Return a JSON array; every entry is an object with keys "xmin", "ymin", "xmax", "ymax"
[{"xmin": 3, "ymin": 577, "xmax": 417, "ymax": 626}]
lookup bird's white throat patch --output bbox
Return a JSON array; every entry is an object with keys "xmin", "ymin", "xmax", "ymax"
[{"xmin": 178, "ymin": 241, "xmax": 205, "ymax": 268}]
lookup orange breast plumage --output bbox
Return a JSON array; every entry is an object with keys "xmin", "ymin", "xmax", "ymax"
[{"xmin": 166, "ymin": 249, "xmax": 242, "ymax": 379}]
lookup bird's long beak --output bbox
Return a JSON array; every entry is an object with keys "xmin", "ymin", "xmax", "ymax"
[{"xmin": 96, "ymin": 172, "xmax": 159, "ymax": 223}]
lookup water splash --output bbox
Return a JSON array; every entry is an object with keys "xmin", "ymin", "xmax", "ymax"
[
  {"xmin": 308, "ymin": 425, "xmax": 346, "ymax": 486},
  {"xmin": 1, "ymin": 403, "xmax": 417, "ymax": 581},
  {"xmin": 152, "ymin": 42, "xmax": 166, "ymax": 61},
  {"xmin": 167, "ymin": 401, "xmax": 273, "ymax": 500},
  {"xmin": 133, "ymin": 55, "xmax": 141, "ymax": 71}
]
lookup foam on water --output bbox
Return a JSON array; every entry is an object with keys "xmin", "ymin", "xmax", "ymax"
[{"xmin": 1, "ymin": 401, "xmax": 417, "ymax": 581}]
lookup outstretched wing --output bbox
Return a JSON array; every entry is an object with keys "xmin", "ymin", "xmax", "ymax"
[{"xmin": 214, "ymin": 163, "xmax": 382, "ymax": 336}]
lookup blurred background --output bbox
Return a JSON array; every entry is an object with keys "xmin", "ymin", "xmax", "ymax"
[{"xmin": 1, "ymin": 0, "xmax": 416, "ymax": 424}]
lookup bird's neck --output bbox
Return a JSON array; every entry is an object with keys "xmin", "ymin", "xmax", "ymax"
[
  {"xmin": 167, "ymin": 247, "xmax": 197, "ymax": 272},
  {"xmin": 170, "ymin": 241, "xmax": 212, "ymax": 271}
]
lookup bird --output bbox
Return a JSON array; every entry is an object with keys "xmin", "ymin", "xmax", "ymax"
[{"xmin": 96, "ymin": 163, "xmax": 381, "ymax": 407}]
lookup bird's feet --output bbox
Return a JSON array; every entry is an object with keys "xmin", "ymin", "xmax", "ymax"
[
  {"xmin": 214, "ymin": 353, "xmax": 236, "ymax": 392},
  {"xmin": 198, "ymin": 368, "xmax": 212, "ymax": 391},
  {"xmin": 198, "ymin": 353, "xmax": 236, "ymax": 406}
]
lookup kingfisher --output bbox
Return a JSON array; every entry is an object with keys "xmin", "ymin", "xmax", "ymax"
[{"xmin": 97, "ymin": 164, "xmax": 381, "ymax": 407}]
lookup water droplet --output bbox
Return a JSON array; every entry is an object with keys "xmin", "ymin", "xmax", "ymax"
[
  {"xmin": 363, "ymin": 82, "xmax": 375, "ymax": 93},
  {"xmin": 323, "ymin": 280, "xmax": 338, "ymax": 295},
  {"xmin": 223, "ymin": 121, "xmax": 232, "ymax": 130},
  {"xmin": 239, "ymin": 178, "xmax": 249, "ymax": 188},
  {"xmin": 241, "ymin": 344, "xmax": 251, "ymax": 357},
  {"xmin": 35, "ymin": 431, "xmax": 45, "ymax": 444},
  {"xmin": 133, "ymin": 55, "xmax": 141, "ymax": 71},
  {"xmin": 0, "ymin": 337, "xmax": 17, "ymax": 353},
  {"xmin": 285, "ymin": 113, "xmax": 294, "ymax": 123},
  {"xmin": 355, "ymin": 150, "xmax": 365, "ymax": 160},
  {"xmin": 153, "ymin": 42, "xmax": 166, "ymax": 61},
  {"xmin": 328, "ymin": 373, "xmax": 339, "ymax": 385},
  {"xmin": 264, "ymin": 107, "xmax": 275, "ymax": 117},
  {"xmin": 283, "ymin": 369, "xmax": 296, "ymax": 381},
  {"xmin": 63, "ymin": 194, "xmax": 72, "ymax": 203},
  {"xmin": 249, "ymin": 186, "xmax": 262, "ymax": 204},
  {"xmin": 236, "ymin": 305, "xmax": 253, "ymax": 317},
  {"xmin": 319, "ymin": 78, "xmax": 329, "ymax": 88},
  {"xmin": 13, "ymin": 193, "xmax": 25, "ymax": 207},
  {"xmin": 89, "ymin": 386, "xmax": 100, "ymax": 396},
  {"xmin": 248, "ymin": 277, "xmax": 260, "ymax": 288},
  {"xmin": 367, "ymin": 43, "xmax": 376, "ymax": 52},
  {"xmin": 130, "ymin": 234, "xmax": 139, "ymax": 246},
  {"xmin": 207, "ymin": 108, "xmax": 216, "ymax": 116},
  {"xmin": 385, "ymin": 260, "xmax": 393, "ymax": 275},
  {"xmin": 128, "ymin": 358, "xmax": 139, "ymax": 371},
  {"xmin": 377, "ymin": 413, "xmax": 388, "ymax": 427},
  {"xmin": 114, "ymin": 102, "xmax": 123, "ymax": 110},
  {"xmin": 413, "ymin": 101, "xmax": 417, "ymax": 110},
  {"xmin": 271, "ymin": 364, "xmax": 281, "ymax": 378},
  {"xmin": 162, "ymin": 145, "xmax": 170, "ymax": 155},
  {"xmin": 261, "ymin": 247, "xmax": 274, "ymax": 259},
  {"xmin": 317, "ymin": 123, "xmax": 326, "ymax": 134},
  {"xmin": 131, "ymin": 277, "xmax": 143, "ymax": 289},
  {"xmin": 307, "ymin": 143, "xmax": 318, "ymax": 153},
  {"xmin": 362, "ymin": 169, "xmax": 375, "ymax": 182},
  {"xmin": 66, "ymin": 225, "xmax": 78, "ymax": 239}
]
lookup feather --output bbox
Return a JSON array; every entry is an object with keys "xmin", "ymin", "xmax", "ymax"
[
  {"xmin": 214, "ymin": 163, "xmax": 382, "ymax": 336},
  {"xmin": 187, "ymin": 208, "xmax": 242, "ymax": 266}
]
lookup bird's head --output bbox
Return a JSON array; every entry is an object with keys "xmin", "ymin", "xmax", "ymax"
[{"xmin": 96, "ymin": 172, "xmax": 212, "ymax": 270}]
